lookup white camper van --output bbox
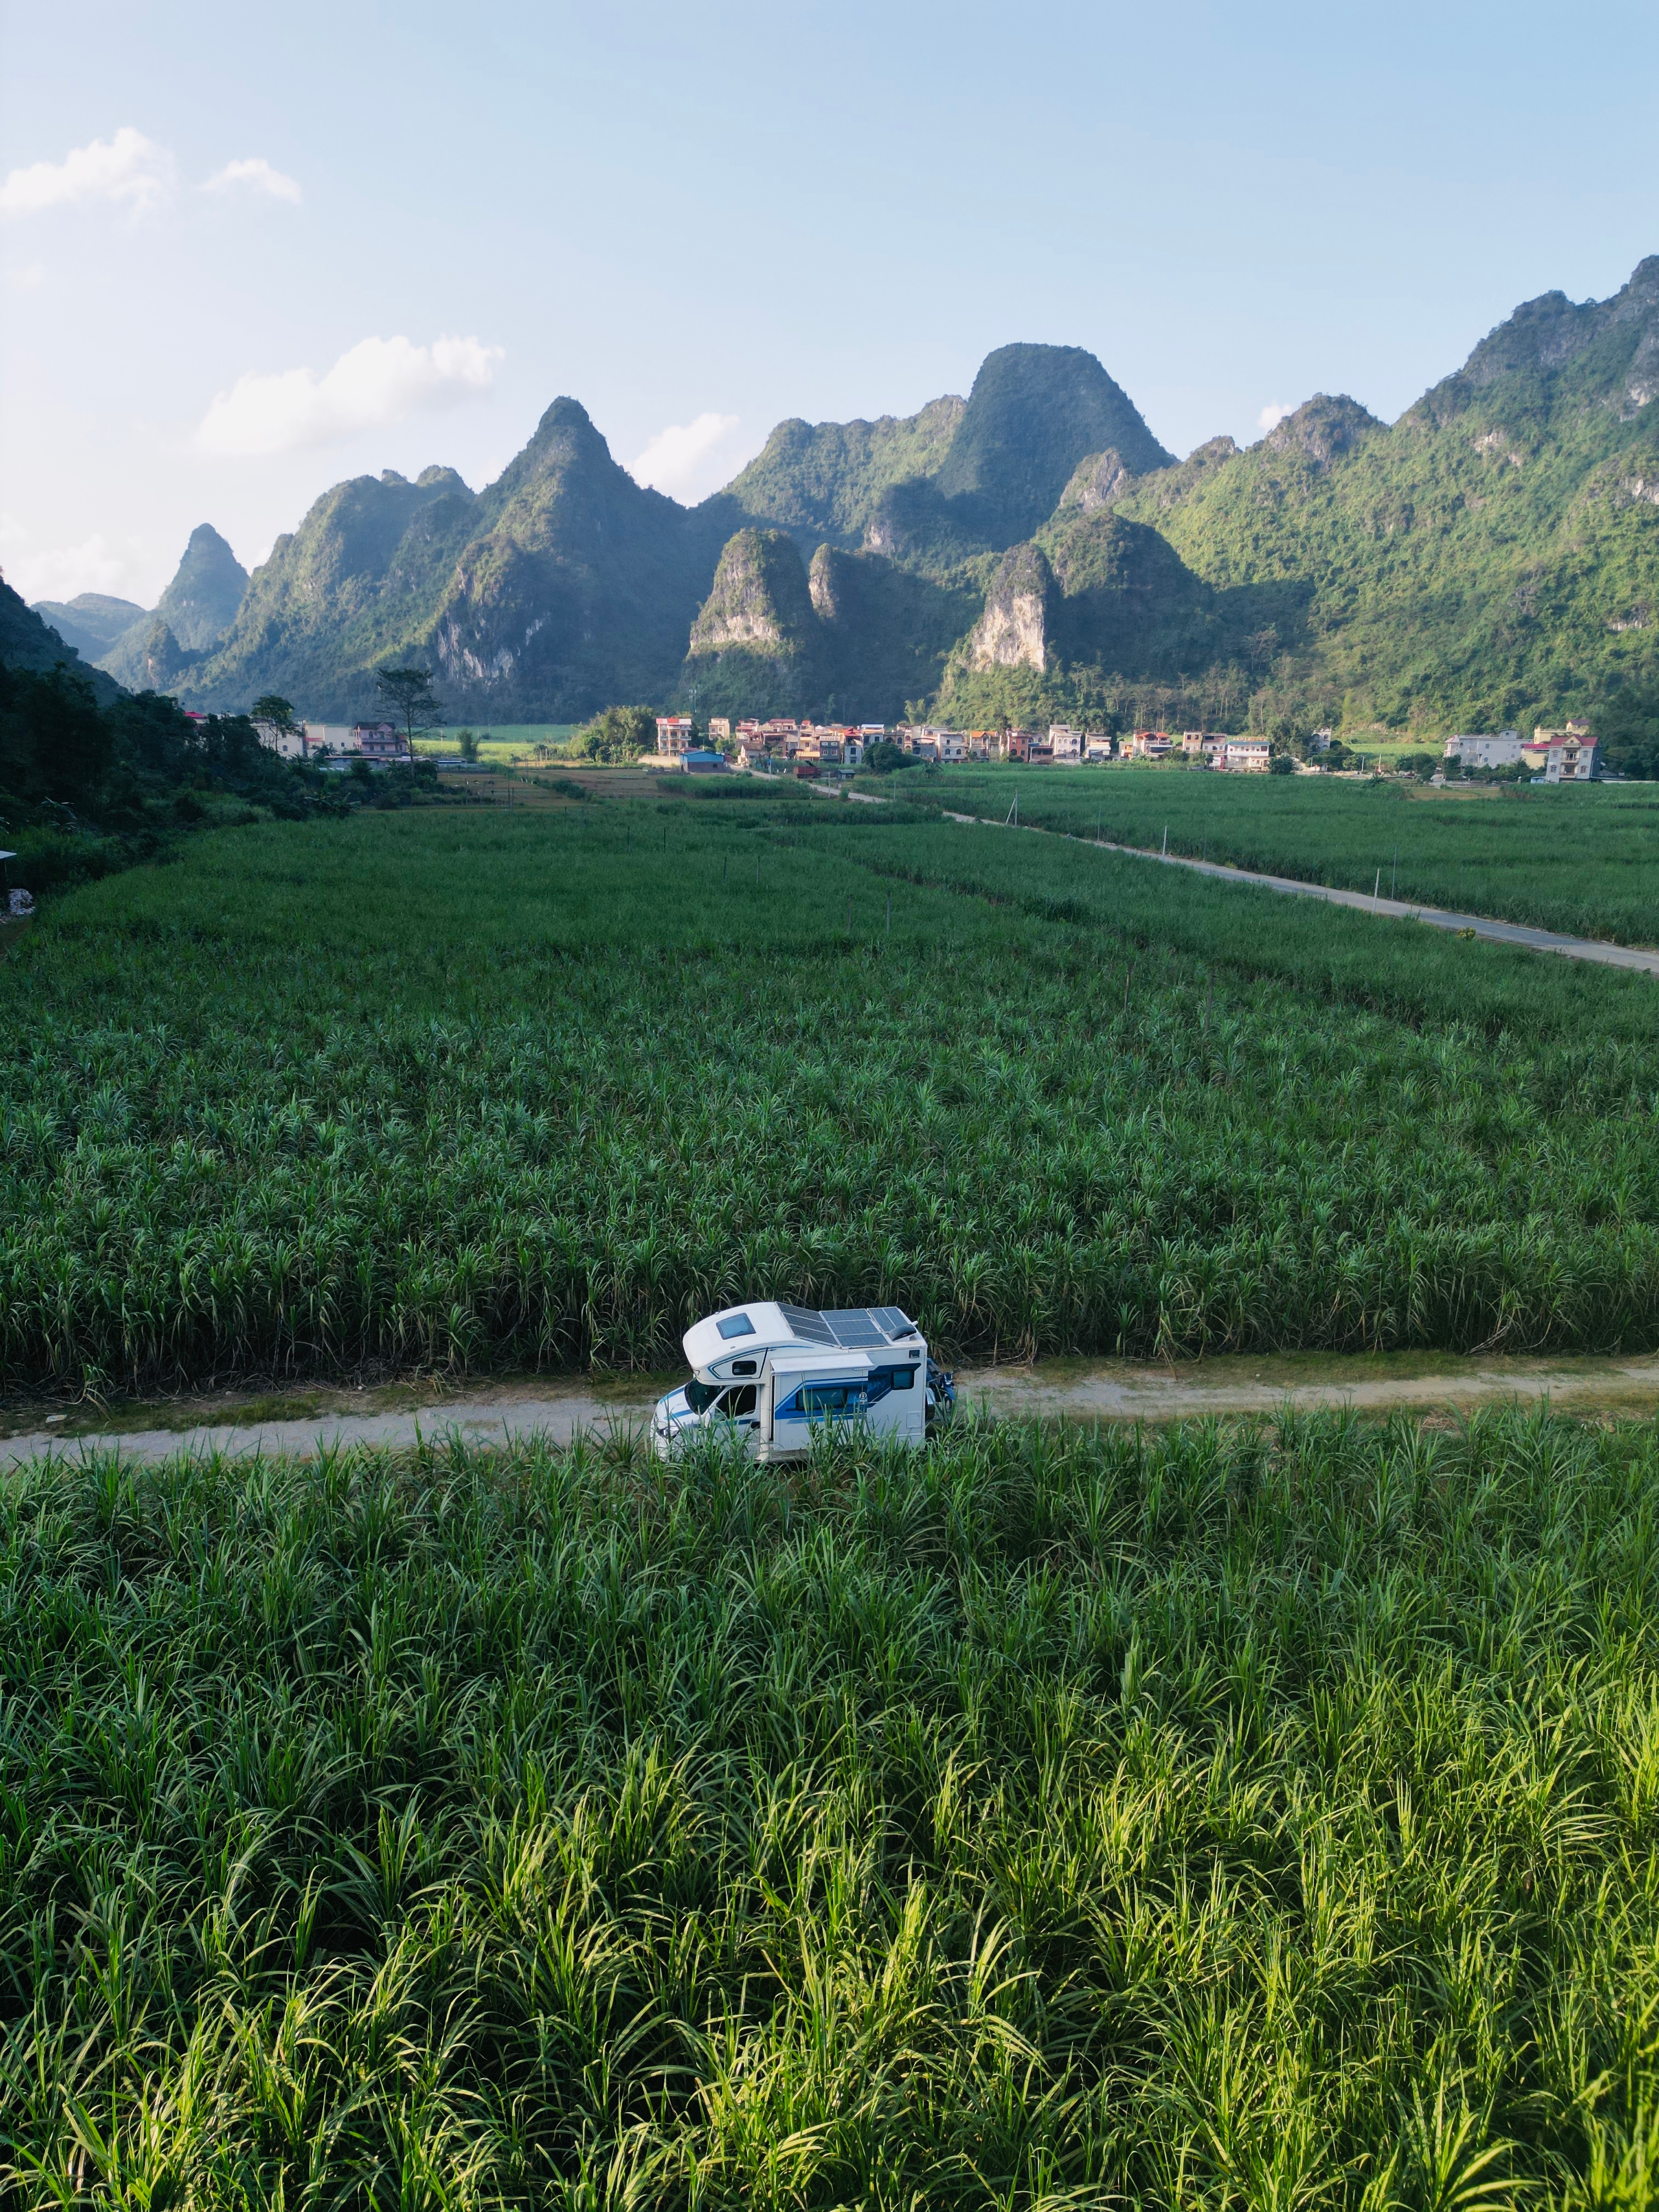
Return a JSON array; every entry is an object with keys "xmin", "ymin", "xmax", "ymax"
[{"xmin": 652, "ymin": 1302, "xmax": 954, "ymax": 1461}]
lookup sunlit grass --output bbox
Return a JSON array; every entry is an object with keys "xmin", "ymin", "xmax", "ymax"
[
  {"xmin": 2, "ymin": 1407, "xmax": 1657, "ymax": 2204},
  {"xmin": 3, "ymin": 795, "xmax": 1658, "ymax": 1394}
]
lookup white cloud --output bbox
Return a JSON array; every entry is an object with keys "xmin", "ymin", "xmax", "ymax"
[
  {"xmin": 203, "ymin": 157, "xmax": 302, "ymax": 205},
  {"xmin": 1257, "ymin": 400, "xmax": 1293, "ymax": 432},
  {"xmin": 0, "ymin": 127, "xmax": 174, "ymax": 219},
  {"xmin": 196, "ymin": 333, "xmax": 504, "ymax": 458},
  {"xmin": 5, "ymin": 264, "xmax": 45, "ymax": 291},
  {"xmin": 0, "ymin": 516, "xmax": 155, "ymax": 605},
  {"xmin": 631, "ymin": 412, "xmax": 741, "ymax": 498}
]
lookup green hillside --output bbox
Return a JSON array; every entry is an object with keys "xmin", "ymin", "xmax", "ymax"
[
  {"xmin": 1105, "ymin": 268, "xmax": 1659, "ymax": 758},
  {"xmin": 51, "ymin": 271, "xmax": 1659, "ymax": 761},
  {"xmin": 190, "ymin": 405, "xmax": 730, "ymax": 721},
  {"xmin": 0, "ymin": 577, "xmax": 125, "ymax": 706},
  {"xmin": 710, "ymin": 394, "xmax": 965, "ymax": 549},
  {"xmin": 29, "ymin": 591, "xmax": 146, "ymax": 662}
]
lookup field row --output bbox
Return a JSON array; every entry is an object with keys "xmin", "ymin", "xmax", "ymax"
[
  {"xmin": 4, "ymin": 793, "xmax": 1658, "ymax": 1392},
  {"xmin": 3, "ymin": 1410, "xmax": 1656, "ymax": 2203},
  {"xmin": 893, "ymin": 764, "xmax": 1659, "ymax": 947}
]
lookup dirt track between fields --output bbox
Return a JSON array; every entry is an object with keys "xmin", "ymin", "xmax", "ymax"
[
  {"xmin": 935, "ymin": 810, "xmax": 1659, "ymax": 974},
  {"xmin": 8, "ymin": 1350, "xmax": 1659, "ymax": 1467}
]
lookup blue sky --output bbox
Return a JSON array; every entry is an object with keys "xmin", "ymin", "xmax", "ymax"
[{"xmin": 3, "ymin": 0, "xmax": 1656, "ymax": 608}]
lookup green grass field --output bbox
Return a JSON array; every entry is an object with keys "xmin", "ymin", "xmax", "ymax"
[
  {"xmin": 4, "ymin": 785, "xmax": 1658, "ymax": 1395},
  {"xmin": 882, "ymin": 765, "xmax": 1659, "ymax": 948},
  {"xmin": 4, "ymin": 1409, "xmax": 1658, "ymax": 2204},
  {"xmin": 413, "ymin": 727, "xmax": 579, "ymax": 765}
]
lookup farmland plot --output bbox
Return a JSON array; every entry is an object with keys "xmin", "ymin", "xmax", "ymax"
[
  {"xmin": 902, "ymin": 765, "xmax": 1659, "ymax": 948},
  {"xmin": 3, "ymin": 792, "xmax": 1658, "ymax": 1393},
  {"xmin": 3, "ymin": 1410, "xmax": 1658, "ymax": 2203}
]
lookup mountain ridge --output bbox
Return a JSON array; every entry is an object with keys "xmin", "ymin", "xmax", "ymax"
[{"xmin": 29, "ymin": 273, "xmax": 1659, "ymax": 764}]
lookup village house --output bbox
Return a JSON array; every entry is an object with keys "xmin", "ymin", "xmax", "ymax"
[
  {"xmin": 1048, "ymin": 725, "xmax": 1084, "ymax": 761},
  {"xmin": 1126, "ymin": 730, "xmax": 1173, "ymax": 760},
  {"xmin": 1443, "ymin": 730, "xmax": 1524, "ymax": 769},
  {"xmin": 1084, "ymin": 732, "xmax": 1115, "ymax": 761},
  {"xmin": 353, "ymin": 723, "xmax": 411, "ymax": 763},
  {"xmin": 707, "ymin": 718, "xmax": 732, "ymax": 742},
  {"xmin": 1224, "ymin": 737, "xmax": 1272, "ymax": 772},
  {"xmin": 1201, "ymin": 736, "xmax": 1229, "ymax": 767},
  {"xmin": 656, "ymin": 715, "xmax": 696, "ymax": 756},
  {"xmin": 254, "ymin": 718, "xmax": 308, "ymax": 760},
  {"xmin": 302, "ymin": 723, "xmax": 359, "ymax": 757},
  {"xmin": 1522, "ymin": 720, "xmax": 1598, "ymax": 780},
  {"xmin": 1224, "ymin": 737, "xmax": 1271, "ymax": 772}
]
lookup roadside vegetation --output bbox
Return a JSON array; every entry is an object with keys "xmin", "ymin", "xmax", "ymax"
[
  {"xmin": 3, "ymin": 1409, "xmax": 1657, "ymax": 2204},
  {"xmin": 5, "ymin": 789, "xmax": 1659, "ymax": 1396},
  {"xmin": 891, "ymin": 763, "xmax": 1659, "ymax": 947},
  {"xmin": 0, "ymin": 663, "xmax": 442, "ymax": 901}
]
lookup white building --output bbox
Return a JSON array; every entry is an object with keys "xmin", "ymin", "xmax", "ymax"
[
  {"xmin": 302, "ymin": 722, "xmax": 359, "ymax": 757},
  {"xmin": 255, "ymin": 719, "xmax": 307, "ymax": 760},
  {"xmin": 1084, "ymin": 732, "xmax": 1114, "ymax": 761},
  {"xmin": 1224, "ymin": 738, "xmax": 1272, "ymax": 772},
  {"xmin": 1048, "ymin": 725, "xmax": 1084, "ymax": 761},
  {"xmin": 1443, "ymin": 731, "xmax": 1523, "ymax": 769},
  {"xmin": 656, "ymin": 715, "xmax": 696, "ymax": 756}
]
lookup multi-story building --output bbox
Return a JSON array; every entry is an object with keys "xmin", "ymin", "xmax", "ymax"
[
  {"xmin": 1048, "ymin": 725, "xmax": 1084, "ymax": 761},
  {"xmin": 1126, "ymin": 730, "xmax": 1173, "ymax": 760},
  {"xmin": 1523, "ymin": 720, "xmax": 1598, "ymax": 780},
  {"xmin": 1224, "ymin": 737, "xmax": 1272, "ymax": 772},
  {"xmin": 656, "ymin": 715, "xmax": 695, "ymax": 756},
  {"xmin": 1085, "ymin": 732, "xmax": 1115, "ymax": 761},
  {"xmin": 1443, "ymin": 731, "xmax": 1523, "ymax": 769},
  {"xmin": 354, "ymin": 723, "xmax": 411, "ymax": 763},
  {"xmin": 707, "ymin": 718, "xmax": 732, "ymax": 742}
]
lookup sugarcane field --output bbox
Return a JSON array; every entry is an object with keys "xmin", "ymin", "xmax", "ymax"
[{"xmin": 2, "ymin": 758, "xmax": 1659, "ymax": 2207}]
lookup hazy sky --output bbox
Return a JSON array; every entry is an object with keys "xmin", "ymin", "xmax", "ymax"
[{"xmin": 3, "ymin": 0, "xmax": 1656, "ymax": 608}]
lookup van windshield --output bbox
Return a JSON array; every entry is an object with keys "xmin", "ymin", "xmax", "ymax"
[{"xmin": 684, "ymin": 1379, "xmax": 722, "ymax": 1414}]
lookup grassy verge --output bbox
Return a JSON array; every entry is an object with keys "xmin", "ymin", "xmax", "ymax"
[{"xmin": 3, "ymin": 1410, "xmax": 1657, "ymax": 2204}]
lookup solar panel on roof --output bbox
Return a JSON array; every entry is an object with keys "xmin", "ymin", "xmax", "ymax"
[
  {"xmin": 821, "ymin": 1311, "xmax": 887, "ymax": 1348},
  {"xmin": 778, "ymin": 1304, "xmax": 919, "ymax": 1349},
  {"xmin": 778, "ymin": 1304, "xmax": 837, "ymax": 1346}
]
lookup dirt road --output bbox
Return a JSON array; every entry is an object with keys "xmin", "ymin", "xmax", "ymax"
[
  {"xmin": 938, "ymin": 811, "xmax": 1659, "ymax": 975},
  {"xmin": 7, "ymin": 1349, "xmax": 1659, "ymax": 1468}
]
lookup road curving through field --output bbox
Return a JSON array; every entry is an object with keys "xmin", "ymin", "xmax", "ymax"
[{"xmin": 8, "ymin": 1350, "xmax": 1659, "ymax": 1468}]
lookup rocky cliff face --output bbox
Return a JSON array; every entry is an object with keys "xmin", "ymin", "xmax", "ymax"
[
  {"xmin": 189, "ymin": 403, "xmax": 726, "ymax": 719},
  {"xmin": 1263, "ymin": 395, "xmax": 1383, "ymax": 469},
  {"xmin": 1056, "ymin": 448, "xmax": 1138, "ymax": 513},
  {"xmin": 967, "ymin": 543, "xmax": 1054, "ymax": 672},
  {"xmin": 681, "ymin": 528, "xmax": 823, "ymax": 714}
]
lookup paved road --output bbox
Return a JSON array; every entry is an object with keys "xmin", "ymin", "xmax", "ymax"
[
  {"xmin": 9, "ymin": 1353, "xmax": 1659, "ymax": 1468},
  {"xmin": 940, "ymin": 811, "xmax": 1659, "ymax": 975}
]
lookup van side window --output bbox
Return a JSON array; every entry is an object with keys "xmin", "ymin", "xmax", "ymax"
[
  {"xmin": 726, "ymin": 1384, "xmax": 757, "ymax": 1417},
  {"xmin": 866, "ymin": 1365, "xmax": 915, "ymax": 1404}
]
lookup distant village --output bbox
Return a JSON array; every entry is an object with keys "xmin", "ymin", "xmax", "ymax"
[
  {"xmin": 650, "ymin": 715, "xmax": 1603, "ymax": 782},
  {"xmin": 250, "ymin": 712, "xmax": 1602, "ymax": 787}
]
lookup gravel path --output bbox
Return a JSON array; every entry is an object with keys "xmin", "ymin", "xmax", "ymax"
[
  {"xmin": 940, "ymin": 811, "xmax": 1659, "ymax": 974},
  {"xmin": 8, "ymin": 1353, "xmax": 1659, "ymax": 1468}
]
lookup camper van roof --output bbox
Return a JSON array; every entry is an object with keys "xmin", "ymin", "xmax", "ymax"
[{"xmin": 682, "ymin": 1301, "xmax": 920, "ymax": 1370}]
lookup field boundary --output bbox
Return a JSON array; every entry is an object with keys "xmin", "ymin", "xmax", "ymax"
[
  {"xmin": 936, "ymin": 809, "xmax": 1659, "ymax": 975},
  {"xmin": 11, "ymin": 1351, "xmax": 1659, "ymax": 1467}
]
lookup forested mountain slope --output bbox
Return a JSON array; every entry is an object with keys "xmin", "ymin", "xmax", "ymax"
[{"xmin": 47, "ymin": 267, "xmax": 1659, "ymax": 758}]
